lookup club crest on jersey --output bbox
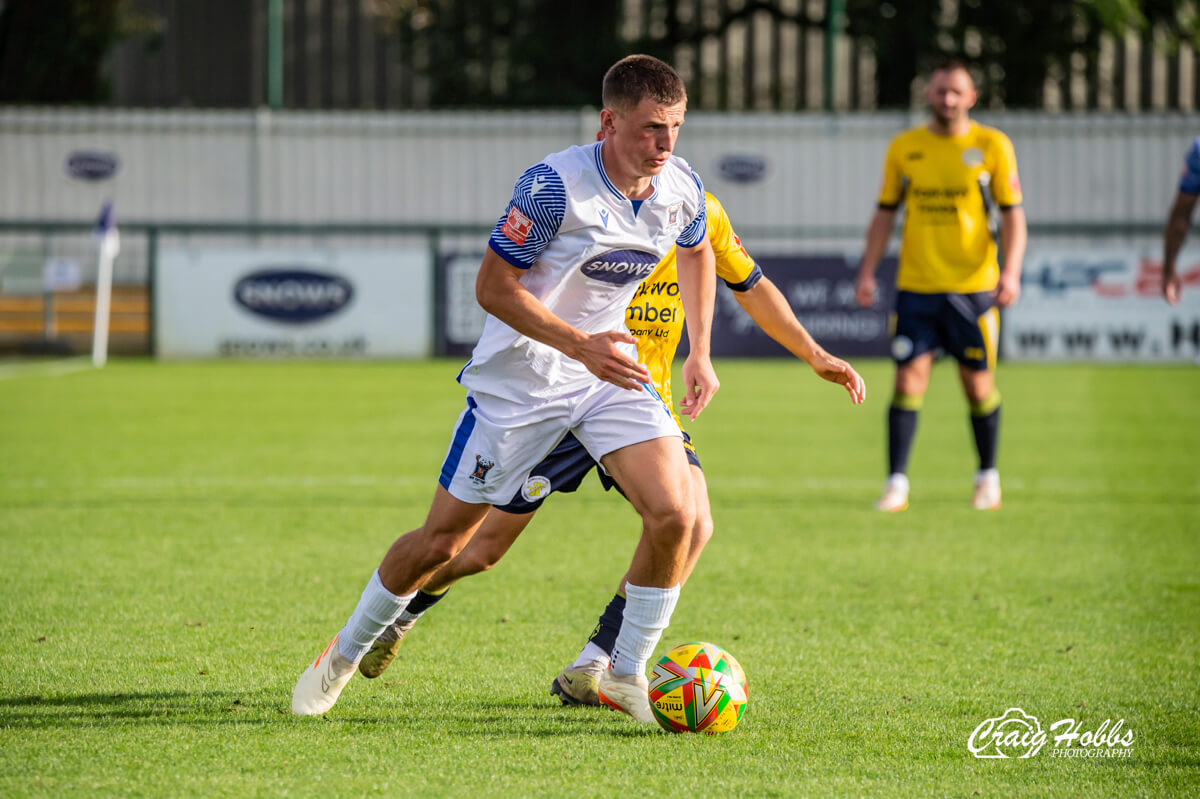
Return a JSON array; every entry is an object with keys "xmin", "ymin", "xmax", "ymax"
[
  {"xmin": 667, "ymin": 203, "xmax": 681, "ymax": 225},
  {"xmin": 580, "ymin": 249, "xmax": 659, "ymax": 286},
  {"xmin": 521, "ymin": 475, "xmax": 551, "ymax": 502},
  {"xmin": 962, "ymin": 147, "xmax": 984, "ymax": 168},
  {"xmin": 470, "ymin": 455, "xmax": 496, "ymax": 485},
  {"xmin": 502, "ymin": 206, "xmax": 534, "ymax": 246}
]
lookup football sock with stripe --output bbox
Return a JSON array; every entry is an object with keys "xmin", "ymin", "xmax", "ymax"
[
  {"xmin": 572, "ymin": 590, "xmax": 626, "ymax": 668},
  {"xmin": 888, "ymin": 392, "xmax": 922, "ymax": 476},
  {"xmin": 336, "ymin": 569, "xmax": 415, "ymax": 663},
  {"xmin": 397, "ymin": 586, "xmax": 449, "ymax": 624},
  {"xmin": 610, "ymin": 582, "xmax": 680, "ymax": 676},
  {"xmin": 969, "ymin": 390, "xmax": 1002, "ymax": 471}
]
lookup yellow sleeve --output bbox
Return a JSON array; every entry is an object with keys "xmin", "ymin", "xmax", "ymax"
[
  {"xmin": 704, "ymin": 193, "xmax": 757, "ymax": 286},
  {"xmin": 987, "ymin": 130, "xmax": 1023, "ymax": 208},
  {"xmin": 877, "ymin": 136, "xmax": 906, "ymax": 208}
]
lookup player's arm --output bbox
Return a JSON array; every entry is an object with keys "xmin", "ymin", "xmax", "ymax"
[
  {"xmin": 856, "ymin": 138, "xmax": 904, "ymax": 308},
  {"xmin": 995, "ymin": 205, "xmax": 1027, "ymax": 307},
  {"xmin": 674, "ymin": 235, "xmax": 719, "ymax": 420},
  {"xmin": 733, "ymin": 276, "xmax": 865, "ymax": 404},
  {"xmin": 1163, "ymin": 190, "xmax": 1197, "ymax": 306},
  {"xmin": 855, "ymin": 207, "xmax": 897, "ymax": 308},
  {"xmin": 476, "ymin": 250, "xmax": 650, "ymax": 391},
  {"xmin": 989, "ymin": 132, "xmax": 1027, "ymax": 307}
]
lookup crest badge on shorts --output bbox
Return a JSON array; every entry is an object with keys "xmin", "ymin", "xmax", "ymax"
[
  {"xmin": 470, "ymin": 455, "xmax": 496, "ymax": 485},
  {"xmin": 521, "ymin": 475, "xmax": 551, "ymax": 502}
]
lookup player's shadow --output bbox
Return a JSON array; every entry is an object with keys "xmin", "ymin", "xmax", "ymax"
[
  {"xmin": 324, "ymin": 696, "xmax": 664, "ymax": 737},
  {"xmin": 0, "ymin": 691, "xmax": 661, "ymax": 736},
  {"xmin": 0, "ymin": 690, "xmax": 281, "ymax": 728}
]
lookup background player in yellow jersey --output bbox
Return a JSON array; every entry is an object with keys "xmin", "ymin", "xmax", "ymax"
[
  {"xmin": 356, "ymin": 191, "xmax": 866, "ymax": 707},
  {"xmin": 854, "ymin": 59, "xmax": 1027, "ymax": 512}
]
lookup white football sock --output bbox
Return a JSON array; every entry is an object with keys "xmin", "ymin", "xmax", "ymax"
[
  {"xmin": 336, "ymin": 569, "xmax": 414, "ymax": 663},
  {"xmin": 571, "ymin": 641, "xmax": 610, "ymax": 670},
  {"xmin": 610, "ymin": 582, "xmax": 680, "ymax": 676}
]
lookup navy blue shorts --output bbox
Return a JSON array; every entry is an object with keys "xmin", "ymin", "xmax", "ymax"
[
  {"xmin": 493, "ymin": 430, "xmax": 701, "ymax": 515},
  {"xmin": 890, "ymin": 290, "xmax": 999, "ymax": 372}
]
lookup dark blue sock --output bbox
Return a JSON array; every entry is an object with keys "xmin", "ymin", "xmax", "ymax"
[
  {"xmin": 587, "ymin": 592, "xmax": 627, "ymax": 657},
  {"xmin": 406, "ymin": 588, "xmax": 449, "ymax": 616},
  {"xmin": 888, "ymin": 404, "xmax": 919, "ymax": 476},
  {"xmin": 970, "ymin": 405, "xmax": 1001, "ymax": 471}
]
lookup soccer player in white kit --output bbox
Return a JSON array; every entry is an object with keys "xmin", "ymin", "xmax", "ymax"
[{"xmin": 291, "ymin": 54, "xmax": 719, "ymax": 723}]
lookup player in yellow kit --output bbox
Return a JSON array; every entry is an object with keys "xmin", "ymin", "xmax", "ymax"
[
  {"xmin": 357, "ymin": 191, "xmax": 865, "ymax": 707},
  {"xmin": 855, "ymin": 59, "xmax": 1027, "ymax": 512}
]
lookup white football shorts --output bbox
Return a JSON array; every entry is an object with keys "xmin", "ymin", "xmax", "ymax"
[{"xmin": 438, "ymin": 379, "xmax": 681, "ymax": 505}]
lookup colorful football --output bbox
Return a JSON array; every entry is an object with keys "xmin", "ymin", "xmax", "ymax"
[{"xmin": 648, "ymin": 641, "xmax": 748, "ymax": 734}]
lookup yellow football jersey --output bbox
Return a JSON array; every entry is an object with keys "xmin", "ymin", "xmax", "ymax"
[
  {"xmin": 626, "ymin": 192, "xmax": 759, "ymax": 423},
  {"xmin": 878, "ymin": 122, "xmax": 1022, "ymax": 293}
]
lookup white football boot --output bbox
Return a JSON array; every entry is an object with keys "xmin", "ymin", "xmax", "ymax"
[
  {"xmin": 291, "ymin": 633, "xmax": 357, "ymax": 715},
  {"xmin": 597, "ymin": 670, "xmax": 655, "ymax": 723},
  {"xmin": 873, "ymin": 473, "xmax": 910, "ymax": 512},
  {"xmin": 972, "ymin": 469, "xmax": 1002, "ymax": 510}
]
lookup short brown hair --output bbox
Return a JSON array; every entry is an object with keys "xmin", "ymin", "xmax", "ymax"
[
  {"xmin": 930, "ymin": 57, "xmax": 976, "ymax": 85},
  {"xmin": 602, "ymin": 54, "xmax": 686, "ymax": 114}
]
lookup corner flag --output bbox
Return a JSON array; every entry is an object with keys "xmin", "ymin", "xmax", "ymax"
[{"xmin": 92, "ymin": 202, "xmax": 120, "ymax": 367}]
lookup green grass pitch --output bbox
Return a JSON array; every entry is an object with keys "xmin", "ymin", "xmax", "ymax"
[{"xmin": 0, "ymin": 358, "xmax": 1197, "ymax": 797}]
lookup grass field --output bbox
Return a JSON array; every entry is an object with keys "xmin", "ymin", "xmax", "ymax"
[{"xmin": 1, "ymin": 358, "xmax": 1197, "ymax": 797}]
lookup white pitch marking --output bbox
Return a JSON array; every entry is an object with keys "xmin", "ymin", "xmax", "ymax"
[{"xmin": 0, "ymin": 357, "xmax": 93, "ymax": 381}]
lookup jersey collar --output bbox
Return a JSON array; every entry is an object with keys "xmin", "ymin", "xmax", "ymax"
[{"xmin": 593, "ymin": 141, "xmax": 659, "ymax": 205}]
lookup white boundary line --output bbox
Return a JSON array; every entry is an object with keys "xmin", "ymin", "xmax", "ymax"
[{"xmin": 0, "ymin": 357, "xmax": 93, "ymax": 381}]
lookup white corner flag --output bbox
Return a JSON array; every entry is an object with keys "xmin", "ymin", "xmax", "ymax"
[{"xmin": 92, "ymin": 201, "xmax": 120, "ymax": 368}]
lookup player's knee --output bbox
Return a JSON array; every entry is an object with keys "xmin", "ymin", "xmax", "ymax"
[
  {"xmin": 418, "ymin": 528, "xmax": 472, "ymax": 569},
  {"xmin": 895, "ymin": 372, "xmax": 926, "ymax": 397},
  {"xmin": 456, "ymin": 543, "xmax": 503, "ymax": 575},
  {"xmin": 643, "ymin": 501, "xmax": 695, "ymax": 542},
  {"xmin": 691, "ymin": 511, "xmax": 705, "ymax": 547},
  {"xmin": 689, "ymin": 512, "xmax": 714, "ymax": 553}
]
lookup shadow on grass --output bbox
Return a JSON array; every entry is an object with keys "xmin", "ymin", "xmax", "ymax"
[{"xmin": 0, "ymin": 691, "xmax": 662, "ymax": 737}]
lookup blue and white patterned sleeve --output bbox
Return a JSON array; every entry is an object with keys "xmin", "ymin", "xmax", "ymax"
[
  {"xmin": 488, "ymin": 163, "xmax": 567, "ymax": 268},
  {"xmin": 1179, "ymin": 137, "xmax": 1200, "ymax": 196},
  {"xmin": 676, "ymin": 168, "xmax": 707, "ymax": 248}
]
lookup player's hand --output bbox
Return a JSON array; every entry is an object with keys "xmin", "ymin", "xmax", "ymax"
[
  {"xmin": 994, "ymin": 271, "xmax": 1021, "ymax": 307},
  {"xmin": 679, "ymin": 354, "xmax": 719, "ymax": 421},
  {"xmin": 575, "ymin": 331, "xmax": 650, "ymax": 390},
  {"xmin": 809, "ymin": 352, "xmax": 866, "ymax": 405},
  {"xmin": 1164, "ymin": 270, "xmax": 1183, "ymax": 306},
  {"xmin": 854, "ymin": 272, "xmax": 877, "ymax": 308}
]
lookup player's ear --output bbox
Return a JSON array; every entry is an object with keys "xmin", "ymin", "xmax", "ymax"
[
  {"xmin": 599, "ymin": 108, "xmax": 617, "ymax": 136},
  {"xmin": 922, "ymin": 78, "xmax": 936, "ymax": 105}
]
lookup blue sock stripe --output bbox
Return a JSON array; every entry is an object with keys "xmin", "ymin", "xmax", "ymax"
[{"xmin": 439, "ymin": 396, "xmax": 478, "ymax": 489}]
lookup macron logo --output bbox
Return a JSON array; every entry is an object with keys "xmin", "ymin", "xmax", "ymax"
[{"xmin": 530, "ymin": 175, "xmax": 548, "ymax": 197}]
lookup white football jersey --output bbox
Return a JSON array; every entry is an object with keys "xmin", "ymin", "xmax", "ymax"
[{"xmin": 459, "ymin": 141, "xmax": 707, "ymax": 402}]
